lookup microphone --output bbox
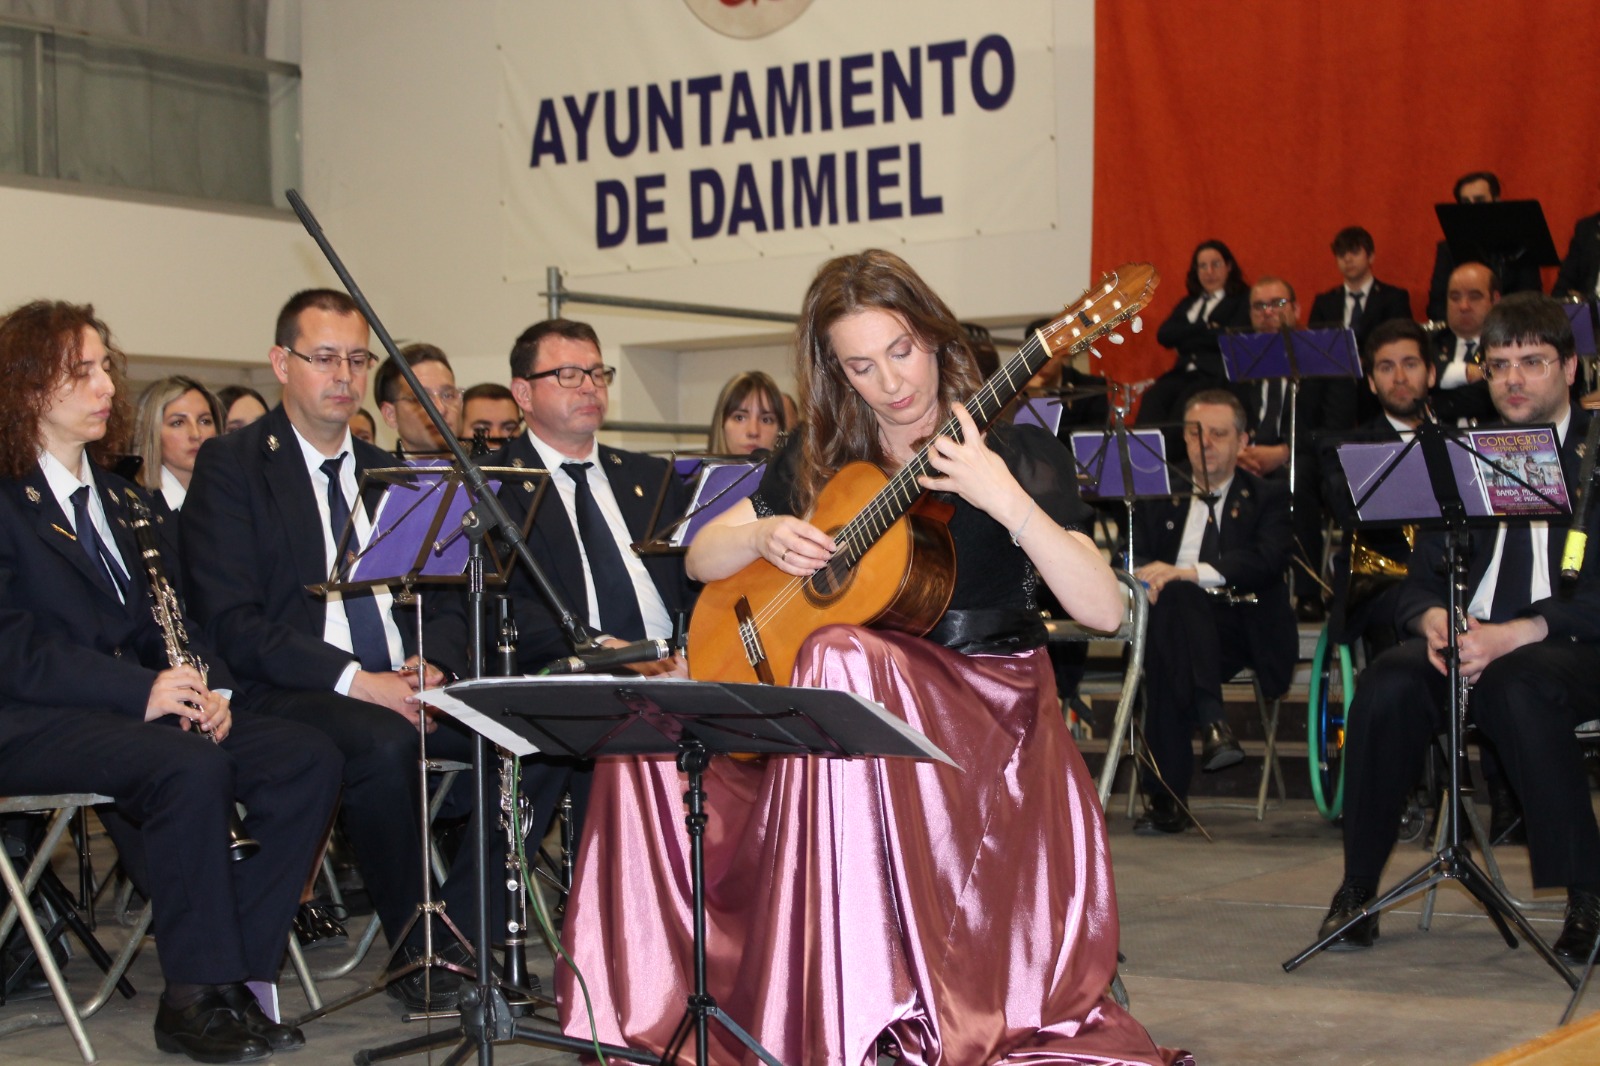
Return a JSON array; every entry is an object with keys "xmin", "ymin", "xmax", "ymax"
[
  {"xmin": 1561, "ymin": 414, "xmax": 1600, "ymax": 582},
  {"xmin": 541, "ymin": 638, "xmax": 672, "ymax": 675}
]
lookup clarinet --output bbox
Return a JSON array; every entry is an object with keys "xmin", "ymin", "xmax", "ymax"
[
  {"xmin": 124, "ymin": 491, "xmax": 260, "ymax": 863},
  {"xmin": 493, "ymin": 595, "xmax": 534, "ymax": 1007}
]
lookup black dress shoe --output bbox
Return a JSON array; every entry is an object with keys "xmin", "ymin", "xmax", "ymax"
[
  {"xmin": 1132, "ymin": 794, "xmax": 1189, "ymax": 836},
  {"xmin": 292, "ymin": 901, "xmax": 348, "ymax": 948},
  {"xmin": 386, "ymin": 944, "xmax": 470, "ymax": 1012},
  {"xmin": 219, "ymin": 982, "xmax": 304, "ymax": 1052},
  {"xmin": 1200, "ymin": 720, "xmax": 1245, "ymax": 773},
  {"xmin": 153, "ymin": 988, "xmax": 271, "ymax": 1063},
  {"xmin": 1554, "ymin": 888, "xmax": 1600, "ymax": 962},
  {"xmin": 1318, "ymin": 881, "xmax": 1379, "ymax": 951},
  {"xmin": 1486, "ymin": 780, "xmax": 1526, "ymax": 846}
]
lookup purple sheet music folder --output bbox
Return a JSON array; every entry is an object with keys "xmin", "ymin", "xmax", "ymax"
[
  {"xmin": 1564, "ymin": 301, "xmax": 1596, "ymax": 358},
  {"xmin": 1068, "ymin": 429, "xmax": 1170, "ymax": 499},
  {"xmin": 1012, "ymin": 397, "xmax": 1064, "ymax": 435},
  {"xmin": 1337, "ymin": 426, "xmax": 1569, "ymax": 525},
  {"xmin": 671, "ymin": 460, "xmax": 766, "ymax": 547},
  {"xmin": 1220, "ymin": 329, "xmax": 1361, "ymax": 382},
  {"xmin": 348, "ymin": 462, "xmax": 507, "ymax": 583}
]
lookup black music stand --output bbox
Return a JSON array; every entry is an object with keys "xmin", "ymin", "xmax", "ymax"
[
  {"xmin": 1283, "ymin": 420, "xmax": 1576, "ymax": 986},
  {"xmin": 1437, "ymin": 199, "xmax": 1561, "ymax": 287},
  {"xmin": 414, "ymin": 675, "xmax": 953, "ymax": 1066},
  {"xmin": 635, "ymin": 454, "xmax": 767, "ymax": 557},
  {"xmin": 296, "ymin": 464, "xmax": 538, "ymax": 1028}
]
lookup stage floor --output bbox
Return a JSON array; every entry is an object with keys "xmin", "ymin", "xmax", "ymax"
[{"xmin": 4, "ymin": 798, "xmax": 1595, "ymax": 1065}]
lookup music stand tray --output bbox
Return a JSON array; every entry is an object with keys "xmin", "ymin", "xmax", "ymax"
[{"xmin": 423, "ymin": 676, "xmax": 951, "ymax": 1066}]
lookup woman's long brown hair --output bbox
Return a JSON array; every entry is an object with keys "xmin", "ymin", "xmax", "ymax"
[{"xmin": 791, "ymin": 250, "xmax": 982, "ymax": 516}]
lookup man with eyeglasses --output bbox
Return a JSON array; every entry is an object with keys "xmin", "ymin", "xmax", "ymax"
[
  {"xmin": 1236, "ymin": 276, "xmax": 1356, "ymax": 621},
  {"xmin": 375, "ymin": 342, "xmax": 463, "ymax": 457},
  {"xmin": 1316, "ymin": 293, "xmax": 1600, "ymax": 963},
  {"xmin": 182, "ymin": 289, "xmax": 484, "ymax": 1011},
  {"xmin": 495, "ymin": 317, "xmax": 693, "ymax": 844}
]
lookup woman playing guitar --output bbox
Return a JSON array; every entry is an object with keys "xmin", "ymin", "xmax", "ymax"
[{"xmin": 556, "ymin": 250, "xmax": 1188, "ymax": 1065}]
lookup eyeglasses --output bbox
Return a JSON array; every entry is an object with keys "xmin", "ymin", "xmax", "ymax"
[
  {"xmin": 396, "ymin": 387, "xmax": 462, "ymax": 407},
  {"xmin": 522, "ymin": 365, "xmax": 617, "ymax": 388},
  {"xmin": 1483, "ymin": 355, "xmax": 1559, "ymax": 380},
  {"xmin": 283, "ymin": 346, "xmax": 375, "ymax": 373},
  {"xmin": 1250, "ymin": 298, "xmax": 1291, "ymax": 312}
]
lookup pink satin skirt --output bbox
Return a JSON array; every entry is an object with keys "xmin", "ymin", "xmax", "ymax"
[{"xmin": 557, "ymin": 625, "xmax": 1190, "ymax": 1065}]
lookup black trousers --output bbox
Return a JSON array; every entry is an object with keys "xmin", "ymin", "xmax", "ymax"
[
  {"xmin": 1342, "ymin": 638, "xmax": 1600, "ymax": 889},
  {"xmin": 253, "ymin": 687, "xmax": 477, "ymax": 947},
  {"xmin": 1140, "ymin": 582, "xmax": 1253, "ymax": 802},
  {"xmin": 0, "ymin": 706, "xmax": 341, "ymax": 985}
]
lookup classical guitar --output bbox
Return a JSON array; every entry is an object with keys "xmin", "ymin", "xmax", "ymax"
[{"xmin": 687, "ymin": 263, "xmax": 1160, "ymax": 685}]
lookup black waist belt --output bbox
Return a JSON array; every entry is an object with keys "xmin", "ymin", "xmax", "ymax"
[{"xmin": 924, "ymin": 608, "xmax": 1048, "ymax": 656}]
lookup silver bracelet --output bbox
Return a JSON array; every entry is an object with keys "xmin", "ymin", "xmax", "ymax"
[{"xmin": 1008, "ymin": 502, "xmax": 1037, "ymax": 547}]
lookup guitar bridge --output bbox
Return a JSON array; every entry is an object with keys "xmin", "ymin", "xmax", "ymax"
[{"xmin": 733, "ymin": 595, "xmax": 776, "ymax": 686}]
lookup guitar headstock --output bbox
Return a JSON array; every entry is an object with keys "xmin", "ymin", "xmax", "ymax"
[{"xmin": 1035, "ymin": 262, "xmax": 1160, "ymax": 363}]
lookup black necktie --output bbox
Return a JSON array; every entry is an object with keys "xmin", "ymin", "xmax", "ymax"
[
  {"xmin": 70, "ymin": 486, "xmax": 129, "ymax": 600},
  {"xmin": 1348, "ymin": 291, "xmax": 1366, "ymax": 335},
  {"xmin": 1198, "ymin": 496, "xmax": 1222, "ymax": 566},
  {"xmin": 320, "ymin": 455, "xmax": 392, "ymax": 671},
  {"xmin": 1259, "ymin": 380, "xmax": 1285, "ymax": 447},
  {"xmin": 562, "ymin": 462, "xmax": 646, "ymax": 641},
  {"xmin": 1489, "ymin": 524, "xmax": 1534, "ymax": 624},
  {"xmin": 1462, "ymin": 339, "xmax": 1477, "ymax": 366}
]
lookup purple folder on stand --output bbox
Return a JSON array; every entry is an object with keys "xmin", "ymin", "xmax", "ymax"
[
  {"xmin": 340, "ymin": 462, "xmax": 531, "ymax": 587},
  {"xmin": 671, "ymin": 459, "xmax": 767, "ymax": 547},
  {"xmin": 1564, "ymin": 300, "xmax": 1597, "ymax": 358},
  {"xmin": 1012, "ymin": 397, "xmax": 1064, "ymax": 435},
  {"xmin": 1068, "ymin": 429, "xmax": 1172, "ymax": 499},
  {"xmin": 1337, "ymin": 425, "xmax": 1569, "ymax": 525},
  {"xmin": 1220, "ymin": 328, "xmax": 1361, "ymax": 383}
]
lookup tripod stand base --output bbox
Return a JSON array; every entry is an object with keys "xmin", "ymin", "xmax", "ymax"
[{"xmin": 1284, "ymin": 844, "xmax": 1577, "ymax": 988}]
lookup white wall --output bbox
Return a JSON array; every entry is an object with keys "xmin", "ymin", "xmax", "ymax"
[{"xmin": 0, "ymin": 0, "xmax": 1096, "ymax": 451}]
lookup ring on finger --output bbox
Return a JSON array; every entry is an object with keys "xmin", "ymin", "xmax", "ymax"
[{"xmin": 781, "ymin": 547, "xmax": 790, "ymax": 562}]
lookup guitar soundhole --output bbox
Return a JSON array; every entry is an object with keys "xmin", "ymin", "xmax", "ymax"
[{"xmin": 805, "ymin": 556, "xmax": 854, "ymax": 605}]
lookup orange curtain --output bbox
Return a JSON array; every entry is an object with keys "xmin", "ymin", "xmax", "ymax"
[{"xmin": 1091, "ymin": 0, "xmax": 1600, "ymax": 394}]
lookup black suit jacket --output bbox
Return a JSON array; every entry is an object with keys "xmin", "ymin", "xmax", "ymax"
[
  {"xmin": 1133, "ymin": 465, "xmax": 1298, "ymax": 693},
  {"xmin": 181, "ymin": 404, "xmax": 450, "ymax": 698},
  {"xmin": 1154, "ymin": 291, "xmax": 1251, "ymax": 376},
  {"xmin": 1308, "ymin": 279, "xmax": 1413, "ymax": 352},
  {"xmin": 495, "ymin": 433, "xmax": 692, "ymax": 669},
  {"xmin": 1394, "ymin": 409, "xmax": 1600, "ymax": 642},
  {"xmin": 1554, "ymin": 211, "xmax": 1600, "ymax": 298},
  {"xmin": 0, "ymin": 463, "xmax": 234, "ymax": 740}
]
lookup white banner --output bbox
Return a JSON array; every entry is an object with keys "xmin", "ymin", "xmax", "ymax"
[{"xmin": 497, "ymin": 0, "xmax": 1056, "ymax": 279}]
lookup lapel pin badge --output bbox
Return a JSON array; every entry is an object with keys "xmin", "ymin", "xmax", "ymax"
[
  {"xmin": 25, "ymin": 486, "xmax": 40, "ymax": 503},
  {"xmin": 268, "ymin": 434, "xmax": 280, "ymax": 451},
  {"xmin": 634, "ymin": 485, "xmax": 643, "ymax": 497},
  {"xmin": 609, "ymin": 453, "xmax": 621, "ymax": 466}
]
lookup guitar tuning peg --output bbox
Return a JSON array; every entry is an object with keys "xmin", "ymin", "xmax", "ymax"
[
  {"xmin": 1131, "ymin": 314, "xmax": 1144, "ymax": 334},
  {"xmin": 1090, "ymin": 346, "xmax": 1104, "ymax": 360},
  {"xmin": 1108, "ymin": 332, "xmax": 1126, "ymax": 345}
]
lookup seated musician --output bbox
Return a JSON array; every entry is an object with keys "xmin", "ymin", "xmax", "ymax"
[
  {"xmin": 495, "ymin": 318, "xmax": 692, "ymax": 844},
  {"xmin": 1317, "ymin": 293, "xmax": 1600, "ymax": 958},
  {"xmin": 181, "ymin": 290, "xmax": 484, "ymax": 1011},
  {"xmin": 1132, "ymin": 389, "xmax": 1298, "ymax": 834},
  {"xmin": 0, "ymin": 301, "xmax": 342, "ymax": 1063},
  {"xmin": 132, "ymin": 375, "xmax": 223, "ymax": 513},
  {"xmin": 374, "ymin": 342, "xmax": 463, "ymax": 459},
  {"xmin": 1318, "ymin": 318, "xmax": 1435, "ymax": 654},
  {"xmin": 554, "ymin": 250, "xmax": 1189, "ymax": 1065},
  {"xmin": 706, "ymin": 369, "xmax": 786, "ymax": 456}
]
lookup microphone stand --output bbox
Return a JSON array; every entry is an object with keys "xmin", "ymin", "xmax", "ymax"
[{"xmin": 286, "ymin": 190, "xmax": 644, "ymax": 1066}]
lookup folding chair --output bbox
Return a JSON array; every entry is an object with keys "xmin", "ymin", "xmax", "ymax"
[
  {"xmin": 0, "ymin": 794, "xmax": 153, "ymax": 1063},
  {"xmin": 1043, "ymin": 569, "xmax": 1148, "ymax": 810}
]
